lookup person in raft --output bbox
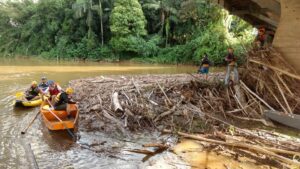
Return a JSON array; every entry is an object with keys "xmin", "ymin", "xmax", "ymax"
[
  {"xmin": 25, "ymin": 81, "xmax": 41, "ymax": 101},
  {"xmin": 198, "ymin": 53, "xmax": 211, "ymax": 80},
  {"xmin": 38, "ymin": 76, "xmax": 49, "ymax": 93},
  {"xmin": 54, "ymin": 87, "xmax": 76, "ymax": 112},
  {"xmin": 48, "ymin": 80, "xmax": 62, "ymax": 105},
  {"xmin": 224, "ymin": 47, "xmax": 239, "ymax": 86}
]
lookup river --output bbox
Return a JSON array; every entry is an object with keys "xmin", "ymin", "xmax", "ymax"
[{"xmin": 0, "ymin": 58, "xmax": 201, "ymax": 169}]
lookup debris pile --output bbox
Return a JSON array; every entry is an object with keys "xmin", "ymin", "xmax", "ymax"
[
  {"xmin": 70, "ymin": 47, "xmax": 300, "ymax": 168},
  {"xmin": 241, "ymin": 47, "xmax": 300, "ymax": 114}
]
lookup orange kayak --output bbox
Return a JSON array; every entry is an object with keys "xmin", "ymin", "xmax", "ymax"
[{"xmin": 40, "ymin": 102, "xmax": 79, "ymax": 131}]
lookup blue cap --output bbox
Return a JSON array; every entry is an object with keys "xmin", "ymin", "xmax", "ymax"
[{"xmin": 48, "ymin": 80, "xmax": 54, "ymax": 85}]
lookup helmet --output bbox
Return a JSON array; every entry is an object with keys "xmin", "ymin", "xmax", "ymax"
[
  {"xmin": 31, "ymin": 81, "xmax": 38, "ymax": 86},
  {"xmin": 66, "ymin": 87, "xmax": 74, "ymax": 94},
  {"xmin": 41, "ymin": 76, "xmax": 47, "ymax": 80},
  {"xmin": 48, "ymin": 80, "xmax": 54, "ymax": 85}
]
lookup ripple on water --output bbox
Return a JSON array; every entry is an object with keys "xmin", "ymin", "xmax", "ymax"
[
  {"xmin": 0, "ymin": 139, "xmax": 29, "ymax": 169},
  {"xmin": 0, "ymin": 63, "xmax": 200, "ymax": 169}
]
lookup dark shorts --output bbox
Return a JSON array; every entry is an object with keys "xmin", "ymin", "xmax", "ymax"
[
  {"xmin": 54, "ymin": 103, "xmax": 67, "ymax": 110},
  {"xmin": 199, "ymin": 67, "xmax": 209, "ymax": 74},
  {"xmin": 26, "ymin": 95, "xmax": 36, "ymax": 101}
]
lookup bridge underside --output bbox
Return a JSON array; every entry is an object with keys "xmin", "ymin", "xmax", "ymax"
[{"xmin": 213, "ymin": 0, "xmax": 300, "ymax": 73}]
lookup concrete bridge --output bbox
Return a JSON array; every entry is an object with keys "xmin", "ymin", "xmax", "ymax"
[{"xmin": 213, "ymin": 0, "xmax": 300, "ymax": 73}]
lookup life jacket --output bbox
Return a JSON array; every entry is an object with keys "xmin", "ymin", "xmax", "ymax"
[
  {"xmin": 39, "ymin": 82, "xmax": 48, "ymax": 88},
  {"xmin": 39, "ymin": 82, "xmax": 49, "ymax": 92},
  {"xmin": 28, "ymin": 86, "xmax": 39, "ymax": 96},
  {"xmin": 55, "ymin": 93, "xmax": 62, "ymax": 103},
  {"xmin": 49, "ymin": 86, "xmax": 60, "ymax": 96},
  {"xmin": 54, "ymin": 92, "xmax": 69, "ymax": 105}
]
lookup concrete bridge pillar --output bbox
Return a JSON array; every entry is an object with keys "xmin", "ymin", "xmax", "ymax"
[{"xmin": 273, "ymin": 0, "xmax": 300, "ymax": 73}]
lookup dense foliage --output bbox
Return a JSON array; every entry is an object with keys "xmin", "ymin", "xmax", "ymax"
[{"xmin": 0, "ymin": 0, "xmax": 254, "ymax": 64}]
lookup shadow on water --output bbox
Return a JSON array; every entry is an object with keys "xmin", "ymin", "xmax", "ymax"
[
  {"xmin": 40, "ymin": 122, "xmax": 75, "ymax": 151},
  {"xmin": 13, "ymin": 106, "xmax": 36, "ymax": 114}
]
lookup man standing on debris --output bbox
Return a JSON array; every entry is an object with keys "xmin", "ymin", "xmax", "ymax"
[
  {"xmin": 198, "ymin": 53, "xmax": 211, "ymax": 80},
  {"xmin": 224, "ymin": 47, "xmax": 239, "ymax": 85}
]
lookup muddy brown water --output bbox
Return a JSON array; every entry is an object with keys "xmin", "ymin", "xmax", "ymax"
[
  {"xmin": 0, "ymin": 58, "xmax": 203, "ymax": 169},
  {"xmin": 2, "ymin": 58, "xmax": 294, "ymax": 169}
]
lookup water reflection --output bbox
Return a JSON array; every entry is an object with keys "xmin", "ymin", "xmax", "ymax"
[{"xmin": 41, "ymin": 129, "xmax": 75, "ymax": 151}]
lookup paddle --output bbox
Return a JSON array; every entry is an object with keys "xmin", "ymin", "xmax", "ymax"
[
  {"xmin": 15, "ymin": 92, "xmax": 26, "ymax": 101},
  {"xmin": 21, "ymin": 111, "xmax": 40, "ymax": 135},
  {"xmin": 14, "ymin": 92, "xmax": 26, "ymax": 107},
  {"xmin": 15, "ymin": 92, "xmax": 24, "ymax": 98},
  {"xmin": 45, "ymin": 99, "xmax": 76, "ymax": 140}
]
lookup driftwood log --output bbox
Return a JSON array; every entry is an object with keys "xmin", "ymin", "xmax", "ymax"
[
  {"xmin": 163, "ymin": 129, "xmax": 300, "ymax": 167},
  {"xmin": 112, "ymin": 92, "xmax": 123, "ymax": 112}
]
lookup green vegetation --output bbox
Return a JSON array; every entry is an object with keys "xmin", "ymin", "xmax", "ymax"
[{"xmin": 0, "ymin": 0, "xmax": 254, "ymax": 64}]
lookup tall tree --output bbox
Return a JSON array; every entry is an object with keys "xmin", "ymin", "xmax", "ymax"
[
  {"xmin": 97, "ymin": 0, "xmax": 104, "ymax": 46},
  {"xmin": 73, "ymin": 0, "xmax": 94, "ymax": 42},
  {"xmin": 73, "ymin": 0, "xmax": 113, "ymax": 46},
  {"xmin": 109, "ymin": 0, "xmax": 147, "ymax": 55},
  {"xmin": 142, "ymin": 0, "xmax": 179, "ymax": 46},
  {"xmin": 110, "ymin": 0, "xmax": 147, "ymax": 37}
]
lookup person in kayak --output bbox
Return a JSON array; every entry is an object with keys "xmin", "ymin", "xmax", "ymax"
[
  {"xmin": 54, "ymin": 87, "xmax": 76, "ymax": 112},
  {"xmin": 48, "ymin": 80, "xmax": 62, "ymax": 105},
  {"xmin": 38, "ymin": 76, "xmax": 49, "ymax": 93},
  {"xmin": 198, "ymin": 53, "xmax": 211, "ymax": 80},
  {"xmin": 25, "ymin": 81, "xmax": 41, "ymax": 101}
]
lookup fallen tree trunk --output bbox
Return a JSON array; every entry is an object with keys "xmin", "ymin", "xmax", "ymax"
[
  {"xmin": 188, "ymin": 105, "xmax": 298, "ymax": 150},
  {"xmin": 163, "ymin": 129, "xmax": 300, "ymax": 167},
  {"xmin": 249, "ymin": 59, "xmax": 300, "ymax": 81},
  {"xmin": 216, "ymin": 132, "xmax": 300, "ymax": 157}
]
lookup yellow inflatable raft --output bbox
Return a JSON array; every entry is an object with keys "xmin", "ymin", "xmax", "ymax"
[
  {"xmin": 14, "ymin": 99, "xmax": 43, "ymax": 107},
  {"xmin": 14, "ymin": 92, "xmax": 44, "ymax": 107}
]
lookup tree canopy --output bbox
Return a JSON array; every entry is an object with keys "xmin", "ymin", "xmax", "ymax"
[{"xmin": 0, "ymin": 0, "xmax": 254, "ymax": 64}]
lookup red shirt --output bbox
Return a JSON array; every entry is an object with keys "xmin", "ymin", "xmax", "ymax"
[{"xmin": 49, "ymin": 87, "xmax": 60, "ymax": 96}]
